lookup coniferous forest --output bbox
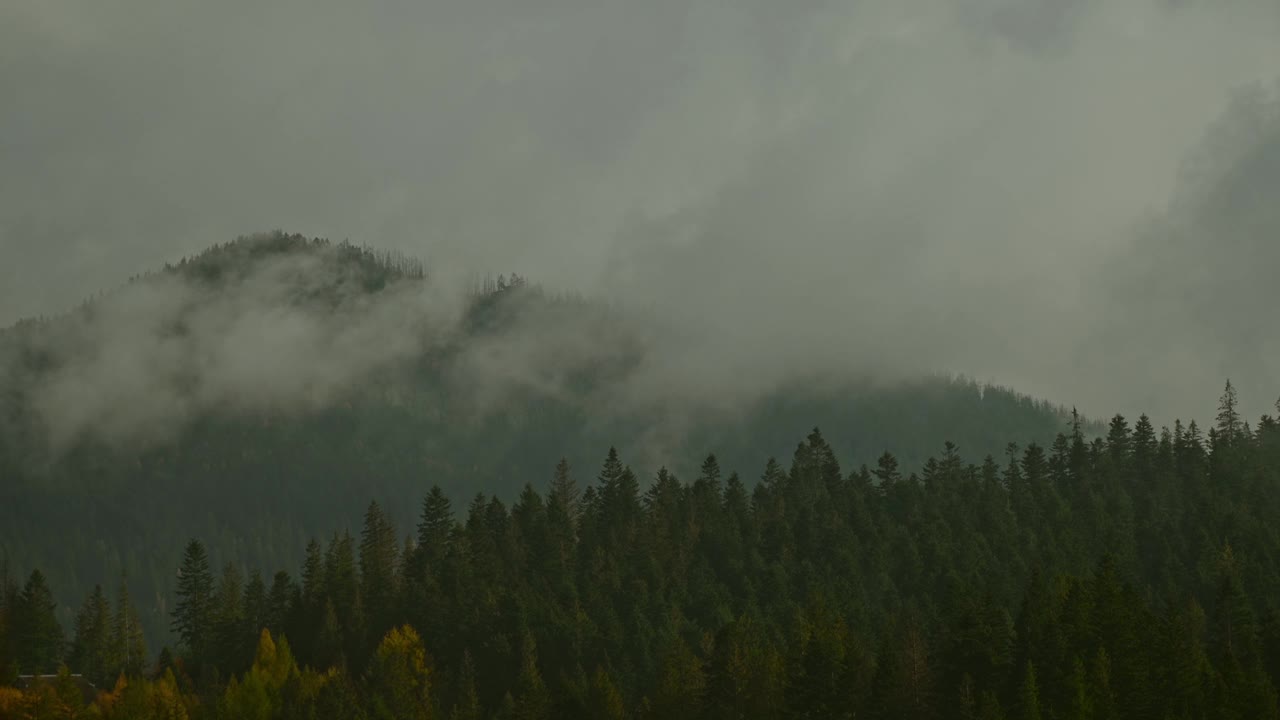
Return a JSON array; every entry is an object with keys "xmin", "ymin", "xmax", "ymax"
[
  {"xmin": 6, "ymin": 0, "xmax": 1280, "ymax": 713},
  {"xmin": 0, "ymin": 235, "xmax": 1086, "ymax": 649},
  {"xmin": 4, "ymin": 382, "xmax": 1280, "ymax": 719}
]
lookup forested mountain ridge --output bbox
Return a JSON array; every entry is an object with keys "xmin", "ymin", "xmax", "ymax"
[
  {"xmin": 0, "ymin": 232, "xmax": 1089, "ymax": 650},
  {"xmin": 1, "ymin": 386, "xmax": 1279, "ymax": 719}
]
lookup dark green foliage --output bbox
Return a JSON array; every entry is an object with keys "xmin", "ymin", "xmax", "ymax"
[
  {"xmin": 0, "ymin": 235, "xmax": 1091, "ymax": 652},
  {"xmin": 6, "ymin": 354, "xmax": 1280, "ymax": 718},
  {"xmin": 69, "ymin": 584, "xmax": 111, "ymax": 686},
  {"xmin": 172, "ymin": 540, "xmax": 215, "ymax": 663},
  {"xmin": 110, "ymin": 578, "xmax": 148, "ymax": 680},
  {"xmin": 13, "ymin": 570, "xmax": 64, "ymax": 673}
]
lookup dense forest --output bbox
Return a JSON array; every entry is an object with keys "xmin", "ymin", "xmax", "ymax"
[
  {"xmin": 0, "ymin": 233, "xmax": 1086, "ymax": 648},
  {"xmin": 2, "ymin": 383, "xmax": 1280, "ymax": 718}
]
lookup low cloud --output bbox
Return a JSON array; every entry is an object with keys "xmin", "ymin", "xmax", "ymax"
[
  {"xmin": 2, "ymin": 0, "xmax": 1280, "ymax": 428},
  {"xmin": 10, "ymin": 245, "xmax": 468, "ymax": 449}
]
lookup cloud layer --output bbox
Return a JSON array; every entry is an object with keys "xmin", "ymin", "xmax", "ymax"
[{"xmin": 3, "ymin": 0, "xmax": 1279, "ymax": 424}]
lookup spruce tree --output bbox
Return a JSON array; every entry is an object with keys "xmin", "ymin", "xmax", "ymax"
[
  {"xmin": 450, "ymin": 650, "xmax": 482, "ymax": 720},
  {"xmin": 212, "ymin": 562, "xmax": 246, "ymax": 672},
  {"xmin": 266, "ymin": 570, "xmax": 295, "ymax": 638},
  {"xmin": 171, "ymin": 539, "xmax": 215, "ymax": 663},
  {"xmin": 1216, "ymin": 379, "xmax": 1242, "ymax": 446},
  {"xmin": 360, "ymin": 500, "xmax": 401, "ymax": 645},
  {"xmin": 513, "ymin": 631, "xmax": 551, "ymax": 720},
  {"xmin": 69, "ymin": 584, "xmax": 111, "ymax": 686},
  {"xmin": 1017, "ymin": 661, "xmax": 1042, "ymax": 720},
  {"xmin": 14, "ymin": 569, "xmax": 64, "ymax": 673},
  {"xmin": 112, "ymin": 578, "xmax": 147, "ymax": 679},
  {"xmin": 547, "ymin": 458, "xmax": 580, "ymax": 531}
]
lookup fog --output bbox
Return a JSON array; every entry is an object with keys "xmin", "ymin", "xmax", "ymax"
[
  {"xmin": 3, "ymin": 0, "xmax": 1279, "ymax": 427},
  {"xmin": 14, "ymin": 249, "xmax": 470, "ymax": 450}
]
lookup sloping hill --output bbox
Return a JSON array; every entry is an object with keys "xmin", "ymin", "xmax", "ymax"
[{"xmin": 0, "ymin": 232, "xmax": 1084, "ymax": 646}]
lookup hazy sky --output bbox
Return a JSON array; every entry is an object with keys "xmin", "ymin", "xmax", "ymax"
[{"xmin": 3, "ymin": 0, "xmax": 1279, "ymax": 423}]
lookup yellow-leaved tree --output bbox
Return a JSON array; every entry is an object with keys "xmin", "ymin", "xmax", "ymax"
[
  {"xmin": 368, "ymin": 625, "xmax": 434, "ymax": 720},
  {"xmin": 220, "ymin": 629, "xmax": 299, "ymax": 720}
]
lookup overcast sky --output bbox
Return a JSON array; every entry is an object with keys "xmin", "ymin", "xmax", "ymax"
[{"xmin": 3, "ymin": 0, "xmax": 1279, "ymax": 423}]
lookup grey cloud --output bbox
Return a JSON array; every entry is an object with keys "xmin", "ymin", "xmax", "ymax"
[
  {"xmin": 3, "ymin": 0, "xmax": 1280, "ymax": 428},
  {"xmin": 1085, "ymin": 82, "xmax": 1280, "ymax": 422},
  {"xmin": 21, "ymin": 248, "xmax": 468, "ymax": 450}
]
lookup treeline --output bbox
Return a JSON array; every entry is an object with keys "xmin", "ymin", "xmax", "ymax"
[
  {"xmin": 0, "ymin": 378, "xmax": 1076, "ymax": 652},
  {"xmin": 3, "ymin": 383, "xmax": 1280, "ymax": 718}
]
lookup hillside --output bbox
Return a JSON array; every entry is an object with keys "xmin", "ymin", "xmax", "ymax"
[
  {"xmin": 0, "ymin": 232, "xmax": 1086, "ymax": 646},
  {"xmin": 3, "ymin": 385, "xmax": 1279, "ymax": 719}
]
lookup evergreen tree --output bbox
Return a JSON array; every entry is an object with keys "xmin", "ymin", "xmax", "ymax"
[
  {"xmin": 1216, "ymin": 379, "xmax": 1242, "ymax": 447},
  {"xmin": 0, "ymin": 568, "xmax": 15, "ymax": 685},
  {"xmin": 14, "ymin": 569, "xmax": 64, "ymax": 673},
  {"xmin": 206, "ymin": 561, "xmax": 248, "ymax": 677},
  {"xmin": 361, "ymin": 500, "xmax": 401, "ymax": 645},
  {"xmin": 324, "ymin": 530, "xmax": 362, "ymax": 661},
  {"xmin": 69, "ymin": 584, "xmax": 111, "ymax": 686},
  {"xmin": 416, "ymin": 486, "xmax": 454, "ymax": 572},
  {"xmin": 1213, "ymin": 544, "xmax": 1260, "ymax": 668},
  {"xmin": 115, "ymin": 628, "xmax": 149, "ymax": 691},
  {"xmin": 643, "ymin": 632, "xmax": 705, "ymax": 720},
  {"xmin": 242, "ymin": 570, "xmax": 268, "ymax": 642},
  {"xmin": 171, "ymin": 540, "xmax": 215, "ymax": 663},
  {"xmin": 512, "ymin": 631, "xmax": 551, "ymax": 720},
  {"xmin": 1017, "ymin": 662, "xmax": 1042, "ymax": 720},
  {"xmin": 449, "ymin": 651, "xmax": 482, "ymax": 720},
  {"xmin": 265, "ymin": 571, "xmax": 295, "ymax": 638},
  {"xmin": 548, "ymin": 458, "xmax": 581, "ymax": 531},
  {"xmin": 585, "ymin": 667, "xmax": 627, "ymax": 720}
]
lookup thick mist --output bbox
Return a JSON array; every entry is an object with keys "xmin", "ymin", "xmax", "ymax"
[
  {"xmin": 4, "ymin": 249, "xmax": 469, "ymax": 450},
  {"xmin": 3, "ymin": 0, "xmax": 1279, "ymax": 424}
]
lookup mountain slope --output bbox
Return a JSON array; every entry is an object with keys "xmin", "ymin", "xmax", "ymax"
[{"xmin": 0, "ymin": 232, "xmax": 1085, "ymax": 646}]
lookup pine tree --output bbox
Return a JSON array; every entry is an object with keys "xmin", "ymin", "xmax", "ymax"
[
  {"xmin": 265, "ymin": 571, "xmax": 295, "ymax": 637},
  {"xmin": 1216, "ymin": 380, "xmax": 1242, "ymax": 447},
  {"xmin": 301, "ymin": 539, "xmax": 325, "ymax": 609},
  {"xmin": 1132, "ymin": 415, "xmax": 1157, "ymax": 476},
  {"xmin": 361, "ymin": 501, "xmax": 401, "ymax": 644},
  {"xmin": 416, "ymin": 487, "xmax": 454, "ymax": 572},
  {"xmin": 1017, "ymin": 661, "xmax": 1042, "ymax": 720},
  {"xmin": 644, "ymin": 632, "xmax": 704, "ymax": 720},
  {"xmin": 69, "ymin": 584, "xmax": 111, "ymax": 686},
  {"xmin": 14, "ymin": 569, "xmax": 64, "ymax": 673},
  {"xmin": 1089, "ymin": 648, "xmax": 1117, "ymax": 720},
  {"xmin": 315, "ymin": 600, "xmax": 344, "ymax": 670},
  {"xmin": 586, "ymin": 666, "xmax": 627, "ymax": 720},
  {"xmin": 172, "ymin": 540, "xmax": 215, "ymax": 663},
  {"xmin": 1213, "ymin": 544, "xmax": 1260, "ymax": 668},
  {"xmin": 0, "ymin": 567, "xmax": 14, "ymax": 685},
  {"xmin": 977, "ymin": 690, "xmax": 1006, "ymax": 720},
  {"xmin": 512, "ymin": 631, "xmax": 551, "ymax": 720},
  {"xmin": 324, "ymin": 530, "xmax": 361, "ymax": 659},
  {"xmin": 212, "ymin": 562, "xmax": 246, "ymax": 672},
  {"xmin": 696, "ymin": 454, "xmax": 722, "ymax": 492},
  {"xmin": 548, "ymin": 458, "xmax": 581, "ymax": 531},
  {"xmin": 243, "ymin": 571, "xmax": 267, "ymax": 640},
  {"xmin": 449, "ymin": 650, "xmax": 482, "ymax": 720},
  {"xmin": 1064, "ymin": 657, "xmax": 1091, "ymax": 720},
  {"xmin": 108, "ymin": 573, "xmax": 146, "ymax": 676},
  {"xmin": 873, "ymin": 452, "xmax": 901, "ymax": 488},
  {"xmin": 723, "ymin": 473, "xmax": 750, "ymax": 534}
]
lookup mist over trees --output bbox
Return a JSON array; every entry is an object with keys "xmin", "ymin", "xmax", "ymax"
[
  {"xmin": 0, "ymin": 234, "xmax": 1086, "ymax": 649},
  {"xmin": 4, "ymin": 0, "xmax": 1280, "ymax": 716},
  {"xmin": 3, "ymin": 384, "xmax": 1280, "ymax": 718}
]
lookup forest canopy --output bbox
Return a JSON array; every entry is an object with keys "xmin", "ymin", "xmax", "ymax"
[{"xmin": 2, "ymin": 383, "xmax": 1280, "ymax": 718}]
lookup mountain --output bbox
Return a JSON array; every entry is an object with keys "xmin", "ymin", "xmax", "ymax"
[{"xmin": 0, "ymin": 232, "xmax": 1086, "ymax": 647}]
